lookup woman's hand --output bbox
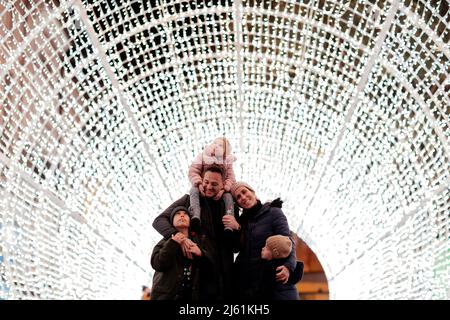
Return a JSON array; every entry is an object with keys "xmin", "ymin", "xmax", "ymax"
[
  {"xmin": 222, "ymin": 215, "xmax": 240, "ymax": 231},
  {"xmin": 275, "ymin": 265, "xmax": 290, "ymax": 284}
]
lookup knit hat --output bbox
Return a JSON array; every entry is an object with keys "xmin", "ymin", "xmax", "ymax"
[
  {"xmin": 230, "ymin": 181, "xmax": 255, "ymax": 198},
  {"xmin": 265, "ymin": 235, "xmax": 292, "ymax": 259},
  {"xmin": 170, "ymin": 206, "xmax": 190, "ymax": 225}
]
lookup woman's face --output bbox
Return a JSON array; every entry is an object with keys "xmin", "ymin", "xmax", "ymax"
[{"xmin": 234, "ymin": 186, "xmax": 257, "ymax": 209}]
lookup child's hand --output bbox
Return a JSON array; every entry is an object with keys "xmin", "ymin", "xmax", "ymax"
[
  {"xmin": 193, "ymin": 179, "xmax": 202, "ymax": 188},
  {"xmin": 214, "ymin": 189, "xmax": 224, "ymax": 200},
  {"xmin": 199, "ymin": 184, "xmax": 205, "ymax": 196},
  {"xmin": 189, "ymin": 244, "xmax": 202, "ymax": 257},
  {"xmin": 172, "ymin": 232, "xmax": 187, "ymax": 245}
]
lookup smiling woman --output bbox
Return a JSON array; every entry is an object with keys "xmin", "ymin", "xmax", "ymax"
[
  {"xmin": 231, "ymin": 181, "xmax": 300, "ymax": 300},
  {"xmin": 0, "ymin": 0, "xmax": 449, "ymax": 300}
]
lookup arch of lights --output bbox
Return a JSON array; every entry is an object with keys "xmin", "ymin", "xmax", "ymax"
[{"xmin": 0, "ymin": 0, "xmax": 448, "ymax": 299}]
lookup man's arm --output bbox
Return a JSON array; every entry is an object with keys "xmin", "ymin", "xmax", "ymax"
[{"xmin": 152, "ymin": 194, "xmax": 190, "ymax": 239}]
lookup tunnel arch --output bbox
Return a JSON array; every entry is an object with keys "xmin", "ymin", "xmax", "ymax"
[{"xmin": 0, "ymin": 0, "xmax": 448, "ymax": 299}]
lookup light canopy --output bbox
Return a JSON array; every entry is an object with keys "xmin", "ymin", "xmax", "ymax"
[{"xmin": 0, "ymin": 0, "xmax": 448, "ymax": 299}]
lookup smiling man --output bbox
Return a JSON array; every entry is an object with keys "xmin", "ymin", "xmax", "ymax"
[{"xmin": 152, "ymin": 165, "xmax": 240, "ymax": 301}]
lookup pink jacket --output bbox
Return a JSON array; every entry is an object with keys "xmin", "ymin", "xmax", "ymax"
[{"xmin": 188, "ymin": 148, "xmax": 236, "ymax": 192}]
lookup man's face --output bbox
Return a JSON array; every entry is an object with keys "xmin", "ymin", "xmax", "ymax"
[{"xmin": 202, "ymin": 171, "xmax": 224, "ymax": 198}]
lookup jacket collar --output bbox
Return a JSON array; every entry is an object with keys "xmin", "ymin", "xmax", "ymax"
[{"xmin": 255, "ymin": 198, "xmax": 283, "ymax": 218}]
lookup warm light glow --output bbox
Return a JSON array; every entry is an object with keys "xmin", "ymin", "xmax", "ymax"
[{"xmin": 0, "ymin": 0, "xmax": 448, "ymax": 299}]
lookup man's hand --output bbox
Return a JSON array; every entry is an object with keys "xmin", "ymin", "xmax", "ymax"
[
  {"xmin": 222, "ymin": 215, "xmax": 240, "ymax": 231},
  {"xmin": 275, "ymin": 265, "xmax": 290, "ymax": 284}
]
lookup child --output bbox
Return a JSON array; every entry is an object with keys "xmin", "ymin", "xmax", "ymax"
[
  {"xmin": 259, "ymin": 235, "xmax": 304, "ymax": 300},
  {"xmin": 188, "ymin": 136, "xmax": 236, "ymax": 231},
  {"xmin": 151, "ymin": 206, "xmax": 212, "ymax": 300}
]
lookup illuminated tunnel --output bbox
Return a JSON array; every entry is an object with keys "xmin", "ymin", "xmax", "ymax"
[{"xmin": 0, "ymin": 0, "xmax": 448, "ymax": 299}]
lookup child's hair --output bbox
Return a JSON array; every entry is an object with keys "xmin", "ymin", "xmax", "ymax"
[{"xmin": 265, "ymin": 235, "xmax": 292, "ymax": 259}]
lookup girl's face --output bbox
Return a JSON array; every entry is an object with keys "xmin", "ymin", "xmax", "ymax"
[
  {"xmin": 213, "ymin": 138, "xmax": 225, "ymax": 149},
  {"xmin": 213, "ymin": 138, "xmax": 229, "ymax": 156},
  {"xmin": 234, "ymin": 186, "xmax": 257, "ymax": 209}
]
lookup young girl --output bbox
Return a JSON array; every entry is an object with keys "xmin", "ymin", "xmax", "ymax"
[{"xmin": 188, "ymin": 137, "xmax": 236, "ymax": 231}]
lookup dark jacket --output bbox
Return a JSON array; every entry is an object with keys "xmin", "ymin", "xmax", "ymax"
[
  {"xmin": 151, "ymin": 233, "xmax": 212, "ymax": 300},
  {"xmin": 152, "ymin": 194, "xmax": 239, "ymax": 300},
  {"xmin": 234, "ymin": 199, "xmax": 298, "ymax": 300},
  {"xmin": 259, "ymin": 258, "xmax": 304, "ymax": 300}
]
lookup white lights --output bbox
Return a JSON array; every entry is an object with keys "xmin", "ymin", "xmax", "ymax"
[{"xmin": 1, "ymin": 0, "xmax": 449, "ymax": 300}]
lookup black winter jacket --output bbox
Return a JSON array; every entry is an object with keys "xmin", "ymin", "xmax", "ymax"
[
  {"xmin": 151, "ymin": 234, "xmax": 213, "ymax": 300},
  {"xmin": 259, "ymin": 258, "xmax": 304, "ymax": 300},
  {"xmin": 234, "ymin": 199, "xmax": 297, "ymax": 300}
]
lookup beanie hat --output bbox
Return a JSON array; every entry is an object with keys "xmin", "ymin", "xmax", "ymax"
[
  {"xmin": 266, "ymin": 235, "xmax": 292, "ymax": 259},
  {"xmin": 230, "ymin": 181, "xmax": 255, "ymax": 198},
  {"xmin": 170, "ymin": 206, "xmax": 190, "ymax": 225}
]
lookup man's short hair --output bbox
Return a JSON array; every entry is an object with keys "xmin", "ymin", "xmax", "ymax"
[{"xmin": 203, "ymin": 165, "xmax": 224, "ymax": 179}]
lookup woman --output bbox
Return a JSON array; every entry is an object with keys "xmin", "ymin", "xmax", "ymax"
[{"xmin": 230, "ymin": 181, "xmax": 300, "ymax": 300}]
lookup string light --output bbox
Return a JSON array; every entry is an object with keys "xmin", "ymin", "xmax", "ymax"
[{"xmin": 0, "ymin": 0, "xmax": 449, "ymax": 300}]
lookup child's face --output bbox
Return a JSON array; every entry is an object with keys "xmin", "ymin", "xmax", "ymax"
[
  {"xmin": 213, "ymin": 138, "xmax": 225, "ymax": 149},
  {"xmin": 261, "ymin": 245, "xmax": 273, "ymax": 261},
  {"xmin": 173, "ymin": 211, "xmax": 190, "ymax": 229},
  {"xmin": 212, "ymin": 138, "xmax": 228, "ymax": 156}
]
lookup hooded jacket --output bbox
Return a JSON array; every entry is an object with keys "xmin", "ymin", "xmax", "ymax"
[{"xmin": 188, "ymin": 146, "xmax": 237, "ymax": 191}]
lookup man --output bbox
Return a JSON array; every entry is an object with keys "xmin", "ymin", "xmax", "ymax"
[{"xmin": 152, "ymin": 165, "xmax": 240, "ymax": 301}]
